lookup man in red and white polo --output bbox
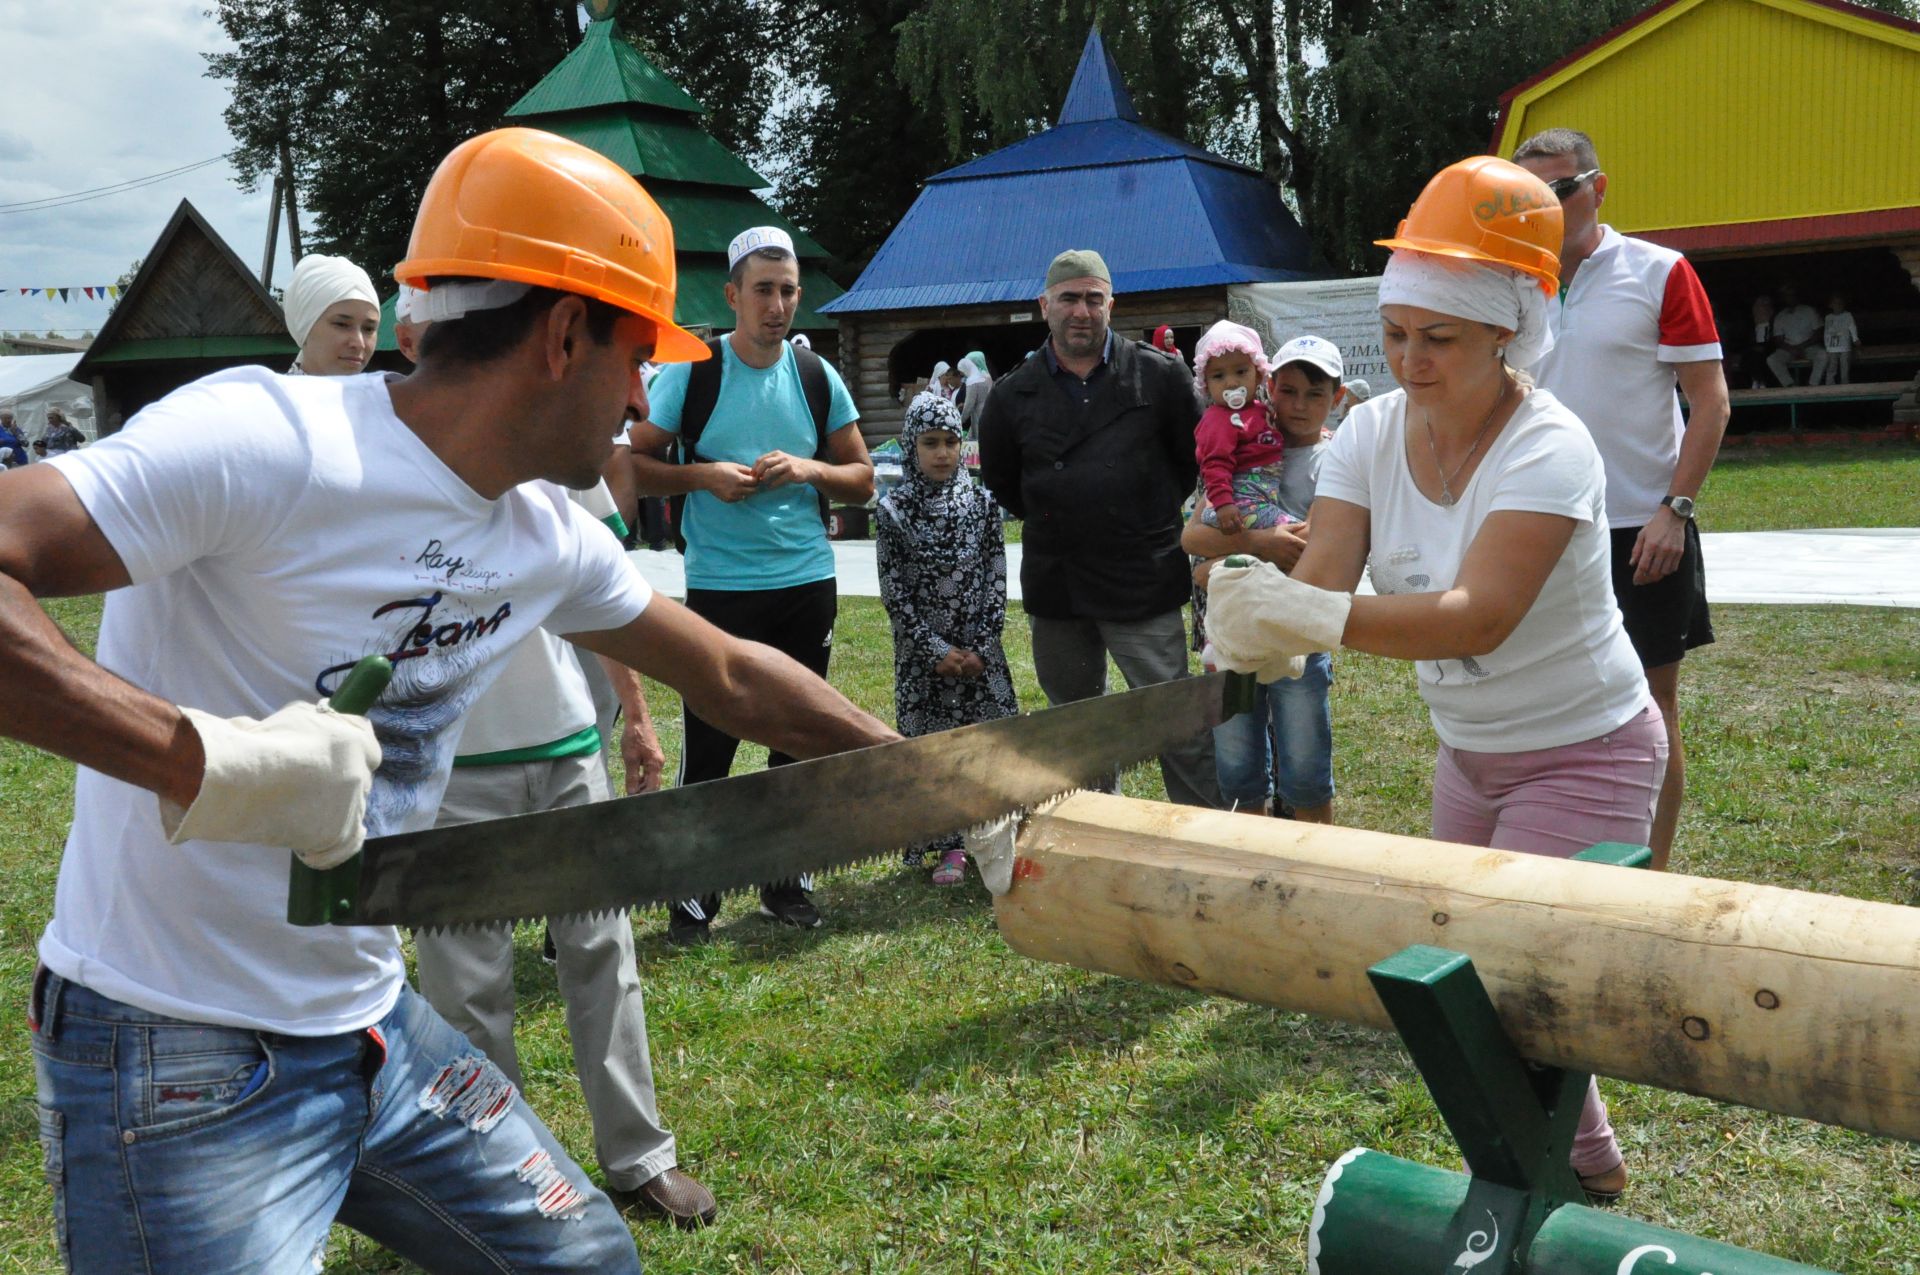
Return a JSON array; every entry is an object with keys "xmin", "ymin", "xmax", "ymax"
[{"xmin": 1516, "ymin": 128, "xmax": 1732, "ymax": 873}]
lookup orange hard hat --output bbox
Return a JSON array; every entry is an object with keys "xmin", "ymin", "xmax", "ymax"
[
  {"xmin": 1376, "ymin": 156, "xmax": 1564, "ymax": 298},
  {"xmin": 395, "ymin": 127, "xmax": 709, "ymax": 363}
]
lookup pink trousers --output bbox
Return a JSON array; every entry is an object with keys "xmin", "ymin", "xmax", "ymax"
[{"xmin": 1430, "ymin": 705, "xmax": 1669, "ymax": 1177}]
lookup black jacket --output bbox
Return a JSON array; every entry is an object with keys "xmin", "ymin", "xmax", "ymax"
[{"xmin": 977, "ymin": 337, "xmax": 1202, "ymax": 620}]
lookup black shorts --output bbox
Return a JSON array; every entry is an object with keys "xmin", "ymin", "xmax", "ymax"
[{"xmin": 1609, "ymin": 519, "xmax": 1713, "ymax": 669}]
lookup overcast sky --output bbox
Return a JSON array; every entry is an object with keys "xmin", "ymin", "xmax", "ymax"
[{"xmin": 0, "ymin": 0, "xmax": 297, "ymax": 339}]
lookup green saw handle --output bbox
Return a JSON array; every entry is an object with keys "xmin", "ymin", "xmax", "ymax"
[
  {"xmin": 1215, "ymin": 556, "xmax": 1259, "ymax": 718},
  {"xmin": 286, "ymin": 655, "xmax": 392, "ymax": 926}
]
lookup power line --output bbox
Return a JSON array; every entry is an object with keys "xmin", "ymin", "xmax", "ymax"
[{"xmin": 0, "ymin": 156, "xmax": 229, "ymax": 216}]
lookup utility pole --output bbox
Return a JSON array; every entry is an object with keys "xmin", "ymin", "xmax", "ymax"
[
  {"xmin": 260, "ymin": 174, "xmax": 284, "ymax": 288},
  {"xmin": 278, "ymin": 135, "xmax": 304, "ymax": 262}
]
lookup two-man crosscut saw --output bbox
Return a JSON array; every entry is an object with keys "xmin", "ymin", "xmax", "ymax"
[{"xmin": 289, "ymin": 661, "xmax": 1254, "ymax": 930}]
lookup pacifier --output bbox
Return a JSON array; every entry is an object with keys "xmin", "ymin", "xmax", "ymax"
[{"xmin": 1223, "ymin": 387, "xmax": 1250, "ymax": 410}]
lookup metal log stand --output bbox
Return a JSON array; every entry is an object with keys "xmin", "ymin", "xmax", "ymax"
[{"xmin": 1308, "ymin": 843, "xmax": 1837, "ymax": 1275}]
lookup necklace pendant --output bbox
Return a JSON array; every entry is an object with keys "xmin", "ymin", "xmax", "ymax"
[{"xmin": 1438, "ymin": 490, "xmax": 1456, "ymax": 507}]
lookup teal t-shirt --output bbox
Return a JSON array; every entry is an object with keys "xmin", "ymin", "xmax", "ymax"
[{"xmin": 648, "ymin": 340, "xmax": 859, "ymax": 591}]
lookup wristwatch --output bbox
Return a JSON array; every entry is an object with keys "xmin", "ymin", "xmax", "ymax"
[{"xmin": 1660, "ymin": 494, "xmax": 1695, "ymax": 519}]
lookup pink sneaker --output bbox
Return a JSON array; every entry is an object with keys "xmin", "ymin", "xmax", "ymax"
[{"xmin": 931, "ymin": 850, "xmax": 967, "ymax": 886}]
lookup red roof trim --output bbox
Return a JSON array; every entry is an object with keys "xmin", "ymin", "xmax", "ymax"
[
  {"xmin": 1635, "ymin": 206, "xmax": 1920, "ymax": 253},
  {"xmin": 1492, "ymin": 0, "xmax": 1920, "ymax": 148}
]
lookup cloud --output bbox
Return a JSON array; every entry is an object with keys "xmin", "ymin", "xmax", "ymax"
[{"xmin": 0, "ymin": 0, "xmax": 292, "ymax": 338}]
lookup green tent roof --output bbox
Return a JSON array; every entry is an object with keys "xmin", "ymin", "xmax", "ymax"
[
  {"xmin": 505, "ymin": 19, "xmax": 703, "ymax": 118},
  {"xmin": 649, "ymin": 185, "xmax": 829, "ymax": 259},
  {"xmin": 512, "ymin": 109, "xmax": 766, "ymax": 188}
]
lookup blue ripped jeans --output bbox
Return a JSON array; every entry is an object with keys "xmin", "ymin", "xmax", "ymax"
[{"xmin": 30, "ymin": 970, "xmax": 640, "ymax": 1274}]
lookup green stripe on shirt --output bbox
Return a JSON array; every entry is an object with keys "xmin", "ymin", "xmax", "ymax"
[{"xmin": 453, "ymin": 723, "xmax": 602, "ymax": 768}]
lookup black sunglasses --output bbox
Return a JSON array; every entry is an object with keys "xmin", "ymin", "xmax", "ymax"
[{"xmin": 1546, "ymin": 168, "xmax": 1601, "ymax": 200}]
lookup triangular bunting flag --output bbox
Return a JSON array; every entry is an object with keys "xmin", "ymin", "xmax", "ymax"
[
  {"xmin": 82, "ymin": 286, "xmax": 94, "ymax": 300},
  {"xmin": 109, "ymin": 285, "xmax": 120, "ymax": 299},
  {"xmin": 44, "ymin": 288, "xmax": 56, "ymax": 299},
  {"xmin": 58, "ymin": 287, "xmax": 70, "ymax": 301}
]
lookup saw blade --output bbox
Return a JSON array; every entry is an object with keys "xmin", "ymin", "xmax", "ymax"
[{"xmin": 330, "ymin": 672, "xmax": 1243, "ymax": 930}]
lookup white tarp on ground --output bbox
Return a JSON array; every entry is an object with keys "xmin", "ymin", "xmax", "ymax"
[
  {"xmin": 630, "ymin": 528, "xmax": 1920, "ymax": 608},
  {"xmin": 0, "ymin": 352, "xmax": 93, "ymax": 439},
  {"xmin": 1228, "ymin": 278, "xmax": 1395, "ymax": 393}
]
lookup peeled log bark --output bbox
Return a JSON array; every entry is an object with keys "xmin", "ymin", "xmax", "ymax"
[{"xmin": 994, "ymin": 792, "xmax": 1920, "ymax": 1144}]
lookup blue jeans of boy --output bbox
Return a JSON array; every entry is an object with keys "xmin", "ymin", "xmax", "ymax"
[
  {"xmin": 1212, "ymin": 652, "xmax": 1334, "ymax": 810},
  {"xmin": 30, "ymin": 970, "xmax": 640, "ymax": 1274}
]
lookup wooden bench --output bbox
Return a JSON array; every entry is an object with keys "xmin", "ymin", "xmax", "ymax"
[
  {"xmin": 1776, "ymin": 340, "xmax": 1920, "ymax": 371},
  {"xmin": 1726, "ymin": 378, "xmax": 1911, "ymax": 430}
]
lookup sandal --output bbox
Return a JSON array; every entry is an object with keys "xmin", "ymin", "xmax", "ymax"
[
  {"xmin": 1578, "ymin": 1163, "xmax": 1628, "ymax": 1203},
  {"xmin": 930, "ymin": 850, "xmax": 967, "ymax": 886}
]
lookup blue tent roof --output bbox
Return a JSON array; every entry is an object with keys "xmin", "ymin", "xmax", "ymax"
[{"xmin": 822, "ymin": 30, "xmax": 1311, "ymax": 315}]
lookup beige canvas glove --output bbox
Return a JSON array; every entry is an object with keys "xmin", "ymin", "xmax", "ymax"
[
  {"xmin": 1206, "ymin": 560, "xmax": 1352, "ymax": 684},
  {"xmin": 159, "ymin": 701, "xmax": 383, "ymax": 869}
]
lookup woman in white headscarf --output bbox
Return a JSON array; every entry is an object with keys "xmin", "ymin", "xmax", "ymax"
[
  {"xmin": 927, "ymin": 360, "xmax": 956, "ymax": 401},
  {"xmin": 283, "ymin": 253, "xmax": 380, "ymax": 375},
  {"xmin": 957, "ymin": 350, "xmax": 991, "ymax": 435},
  {"xmin": 1206, "ymin": 157, "xmax": 1662, "ymax": 1203}
]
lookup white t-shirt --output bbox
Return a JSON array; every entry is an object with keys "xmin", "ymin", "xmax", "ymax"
[
  {"xmin": 1774, "ymin": 303, "xmax": 1821, "ymax": 346},
  {"xmin": 1317, "ymin": 388, "xmax": 1647, "ymax": 753},
  {"xmin": 453, "ymin": 483, "xmax": 625, "ymax": 759},
  {"xmin": 1532, "ymin": 226, "xmax": 1722, "ymax": 528},
  {"xmin": 1823, "ymin": 311, "xmax": 1860, "ymax": 354},
  {"xmin": 42, "ymin": 368, "xmax": 652, "ymax": 1035}
]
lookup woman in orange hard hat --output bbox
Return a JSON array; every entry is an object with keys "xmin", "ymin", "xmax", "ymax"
[{"xmin": 1206, "ymin": 155, "xmax": 1663, "ymax": 1201}]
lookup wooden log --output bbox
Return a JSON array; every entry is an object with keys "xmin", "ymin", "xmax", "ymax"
[{"xmin": 994, "ymin": 792, "xmax": 1920, "ymax": 1144}]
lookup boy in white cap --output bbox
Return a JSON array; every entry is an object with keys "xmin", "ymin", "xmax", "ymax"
[
  {"xmin": 1186, "ymin": 333, "xmax": 1348, "ymax": 825},
  {"xmin": 625, "ymin": 226, "xmax": 874, "ymax": 943}
]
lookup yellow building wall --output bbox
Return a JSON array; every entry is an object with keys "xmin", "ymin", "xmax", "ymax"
[{"xmin": 1495, "ymin": 0, "xmax": 1920, "ymax": 233}]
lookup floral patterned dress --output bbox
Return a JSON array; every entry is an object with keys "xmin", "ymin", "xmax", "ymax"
[{"xmin": 876, "ymin": 395, "xmax": 1020, "ymax": 861}]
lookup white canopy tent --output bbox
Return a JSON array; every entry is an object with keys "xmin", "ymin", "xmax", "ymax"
[{"xmin": 0, "ymin": 352, "xmax": 93, "ymax": 441}]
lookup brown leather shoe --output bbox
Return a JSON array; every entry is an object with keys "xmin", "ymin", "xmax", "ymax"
[{"xmin": 611, "ymin": 1167, "xmax": 717, "ymax": 1229}]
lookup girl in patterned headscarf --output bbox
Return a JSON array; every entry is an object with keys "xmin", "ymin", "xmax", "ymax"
[{"xmin": 875, "ymin": 392, "xmax": 1019, "ymax": 884}]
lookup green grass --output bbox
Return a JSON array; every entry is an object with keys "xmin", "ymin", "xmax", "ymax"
[
  {"xmin": 1703, "ymin": 442, "xmax": 1920, "ymax": 531},
  {"xmin": 3, "ymin": 449, "xmax": 1919, "ymax": 1271}
]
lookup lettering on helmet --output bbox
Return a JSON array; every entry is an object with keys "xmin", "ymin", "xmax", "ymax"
[
  {"xmin": 617, "ymin": 232, "xmax": 650, "ymax": 251},
  {"xmin": 1475, "ymin": 188, "xmax": 1551, "ymax": 222}
]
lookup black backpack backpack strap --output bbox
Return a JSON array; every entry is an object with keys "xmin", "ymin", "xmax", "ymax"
[
  {"xmin": 668, "ymin": 338, "xmax": 727, "ymax": 553},
  {"xmin": 789, "ymin": 342, "xmax": 835, "ymax": 526}
]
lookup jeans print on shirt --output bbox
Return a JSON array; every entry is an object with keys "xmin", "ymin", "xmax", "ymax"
[{"xmin": 315, "ymin": 589, "xmax": 517, "ymax": 836}]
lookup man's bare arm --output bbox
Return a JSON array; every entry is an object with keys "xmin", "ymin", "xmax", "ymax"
[
  {"xmin": 569, "ymin": 596, "xmax": 898, "ymax": 761},
  {"xmin": 0, "ymin": 467, "xmax": 204, "ymax": 806},
  {"xmin": 592, "ymin": 654, "xmax": 665, "ymax": 794}
]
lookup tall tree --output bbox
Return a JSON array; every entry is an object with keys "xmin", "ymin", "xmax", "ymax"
[
  {"xmin": 208, "ymin": 1, "xmax": 585, "ymax": 283},
  {"xmin": 623, "ymin": 3, "xmax": 784, "ymax": 166},
  {"xmin": 892, "ymin": 0, "xmax": 1662, "ymax": 273},
  {"xmin": 763, "ymin": 0, "xmax": 958, "ymax": 271},
  {"xmin": 1302, "ymin": 0, "xmax": 1646, "ymax": 273}
]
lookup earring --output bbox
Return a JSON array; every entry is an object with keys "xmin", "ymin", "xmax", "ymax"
[{"xmin": 1495, "ymin": 346, "xmax": 1507, "ymax": 359}]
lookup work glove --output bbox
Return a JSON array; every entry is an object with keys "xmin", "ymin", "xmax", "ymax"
[
  {"xmin": 1206, "ymin": 559, "xmax": 1352, "ymax": 683},
  {"xmin": 158, "ymin": 701, "xmax": 384, "ymax": 869}
]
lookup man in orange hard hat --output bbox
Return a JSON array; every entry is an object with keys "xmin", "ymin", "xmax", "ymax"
[
  {"xmin": 1515, "ymin": 128, "xmax": 1730, "ymax": 873},
  {"xmin": 1, "ymin": 127, "xmax": 896, "ymax": 1272}
]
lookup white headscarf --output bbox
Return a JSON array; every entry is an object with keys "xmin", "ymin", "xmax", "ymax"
[
  {"xmin": 1377, "ymin": 250, "xmax": 1555, "ymax": 370},
  {"xmin": 929, "ymin": 360, "xmax": 956, "ymax": 400},
  {"xmin": 958, "ymin": 355, "xmax": 989, "ymax": 388},
  {"xmin": 283, "ymin": 254, "xmax": 379, "ymax": 349}
]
